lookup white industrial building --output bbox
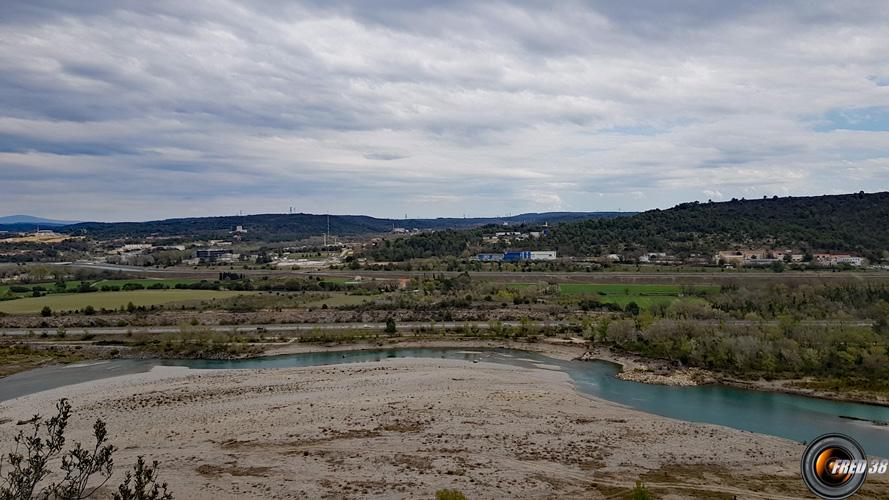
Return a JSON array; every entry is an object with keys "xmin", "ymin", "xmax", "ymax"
[{"xmin": 529, "ymin": 251, "xmax": 557, "ymax": 260}]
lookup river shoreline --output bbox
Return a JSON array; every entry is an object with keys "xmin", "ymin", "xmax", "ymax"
[
  {"xmin": 3, "ymin": 356, "xmax": 867, "ymax": 499},
  {"xmin": 4, "ymin": 334, "xmax": 889, "ymax": 408},
  {"xmin": 263, "ymin": 337, "xmax": 889, "ymax": 408}
]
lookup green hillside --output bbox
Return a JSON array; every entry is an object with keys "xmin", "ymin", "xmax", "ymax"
[
  {"xmin": 368, "ymin": 192, "xmax": 889, "ymax": 260},
  {"xmin": 547, "ymin": 191, "xmax": 889, "ymax": 258}
]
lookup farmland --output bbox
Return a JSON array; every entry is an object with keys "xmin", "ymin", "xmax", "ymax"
[
  {"xmin": 557, "ymin": 283, "xmax": 719, "ymax": 295},
  {"xmin": 504, "ymin": 282, "xmax": 719, "ymax": 310},
  {"xmin": 0, "ymin": 289, "xmax": 251, "ymax": 314},
  {"xmin": 559, "ymin": 283, "xmax": 718, "ymax": 309},
  {"xmin": 303, "ymin": 293, "xmax": 374, "ymax": 308}
]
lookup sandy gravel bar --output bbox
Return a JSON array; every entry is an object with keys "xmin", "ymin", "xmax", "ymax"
[{"xmin": 1, "ymin": 359, "xmax": 887, "ymax": 499}]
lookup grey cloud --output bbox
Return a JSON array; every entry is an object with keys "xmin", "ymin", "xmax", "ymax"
[
  {"xmin": 1, "ymin": 1, "xmax": 889, "ymax": 220},
  {"xmin": 364, "ymin": 152, "xmax": 408, "ymax": 161}
]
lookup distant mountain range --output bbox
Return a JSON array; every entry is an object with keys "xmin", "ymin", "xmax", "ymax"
[
  {"xmin": 0, "ymin": 211, "xmax": 629, "ymax": 240},
  {"xmin": 0, "ymin": 215, "xmax": 80, "ymax": 226}
]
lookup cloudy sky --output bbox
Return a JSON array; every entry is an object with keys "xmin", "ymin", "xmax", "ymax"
[{"xmin": 2, "ymin": 1, "xmax": 889, "ymax": 221}]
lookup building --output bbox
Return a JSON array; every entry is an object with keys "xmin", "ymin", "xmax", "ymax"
[
  {"xmin": 529, "ymin": 251, "xmax": 557, "ymax": 261},
  {"xmin": 638, "ymin": 252, "xmax": 674, "ymax": 264},
  {"xmin": 31, "ymin": 229, "xmax": 62, "ymax": 239},
  {"xmin": 745, "ymin": 258, "xmax": 782, "ymax": 267},
  {"xmin": 837, "ymin": 255, "xmax": 865, "ymax": 266},
  {"xmin": 111, "ymin": 243, "xmax": 152, "ymax": 254},
  {"xmin": 813, "ymin": 253, "xmax": 865, "ymax": 267},
  {"xmin": 502, "ymin": 251, "xmax": 532, "ymax": 262},
  {"xmin": 475, "ymin": 250, "xmax": 557, "ymax": 262},
  {"xmin": 196, "ymin": 248, "xmax": 234, "ymax": 263},
  {"xmin": 716, "ymin": 249, "xmax": 786, "ymax": 266}
]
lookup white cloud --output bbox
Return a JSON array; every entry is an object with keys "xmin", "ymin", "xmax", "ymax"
[{"xmin": 1, "ymin": 1, "xmax": 888, "ymax": 220}]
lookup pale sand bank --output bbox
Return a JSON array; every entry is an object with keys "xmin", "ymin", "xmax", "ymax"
[{"xmin": 1, "ymin": 358, "xmax": 887, "ymax": 499}]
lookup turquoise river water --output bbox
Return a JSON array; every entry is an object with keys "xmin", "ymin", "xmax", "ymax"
[{"xmin": 1, "ymin": 347, "xmax": 887, "ymax": 457}]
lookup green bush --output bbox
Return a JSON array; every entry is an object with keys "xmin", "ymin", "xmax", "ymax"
[
  {"xmin": 435, "ymin": 489, "xmax": 467, "ymax": 500},
  {"xmin": 631, "ymin": 480, "xmax": 652, "ymax": 500}
]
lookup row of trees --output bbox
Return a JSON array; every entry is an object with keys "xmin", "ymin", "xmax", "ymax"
[
  {"xmin": 710, "ymin": 283, "xmax": 889, "ymax": 321},
  {"xmin": 603, "ymin": 318, "xmax": 889, "ymax": 387}
]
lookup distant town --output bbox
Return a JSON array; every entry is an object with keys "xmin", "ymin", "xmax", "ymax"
[{"xmin": 0, "ymin": 214, "xmax": 884, "ymax": 276}]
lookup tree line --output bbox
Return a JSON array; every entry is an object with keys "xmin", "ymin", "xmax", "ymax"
[{"xmin": 366, "ymin": 192, "xmax": 889, "ymax": 261}]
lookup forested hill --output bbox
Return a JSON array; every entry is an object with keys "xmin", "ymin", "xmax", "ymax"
[
  {"xmin": 56, "ymin": 211, "xmax": 626, "ymax": 241},
  {"xmin": 545, "ymin": 191, "xmax": 889, "ymax": 258},
  {"xmin": 367, "ymin": 192, "xmax": 889, "ymax": 260}
]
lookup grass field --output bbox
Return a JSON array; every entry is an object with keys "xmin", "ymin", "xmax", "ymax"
[
  {"xmin": 0, "ymin": 289, "xmax": 251, "ymax": 314},
  {"xmin": 558, "ymin": 283, "xmax": 717, "ymax": 310},
  {"xmin": 504, "ymin": 282, "xmax": 718, "ymax": 311},
  {"xmin": 304, "ymin": 293, "xmax": 373, "ymax": 308},
  {"xmin": 558, "ymin": 283, "xmax": 720, "ymax": 295}
]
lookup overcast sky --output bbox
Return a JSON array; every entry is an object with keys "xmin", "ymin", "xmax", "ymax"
[{"xmin": 2, "ymin": 1, "xmax": 889, "ymax": 221}]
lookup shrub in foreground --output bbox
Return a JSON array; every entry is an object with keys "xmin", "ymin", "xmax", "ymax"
[
  {"xmin": 435, "ymin": 489, "xmax": 467, "ymax": 500},
  {"xmin": 631, "ymin": 480, "xmax": 653, "ymax": 500},
  {"xmin": 0, "ymin": 398, "xmax": 172, "ymax": 499}
]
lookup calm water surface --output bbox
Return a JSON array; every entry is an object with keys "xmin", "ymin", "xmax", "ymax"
[{"xmin": 1, "ymin": 348, "xmax": 887, "ymax": 457}]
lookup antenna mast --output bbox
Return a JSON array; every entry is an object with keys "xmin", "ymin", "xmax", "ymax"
[{"xmin": 325, "ymin": 215, "xmax": 330, "ymax": 247}]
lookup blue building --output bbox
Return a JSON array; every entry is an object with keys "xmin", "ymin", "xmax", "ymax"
[
  {"xmin": 502, "ymin": 251, "xmax": 532, "ymax": 262},
  {"xmin": 476, "ymin": 250, "xmax": 556, "ymax": 262}
]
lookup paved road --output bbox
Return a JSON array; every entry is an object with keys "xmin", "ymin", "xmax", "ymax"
[
  {"xmin": 0, "ymin": 319, "xmax": 875, "ymax": 337},
  {"xmin": 55, "ymin": 261, "xmax": 889, "ymax": 283},
  {"xmin": 0, "ymin": 321, "xmax": 558, "ymax": 337}
]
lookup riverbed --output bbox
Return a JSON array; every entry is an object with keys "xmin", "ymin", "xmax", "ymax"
[{"xmin": 3, "ymin": 346, "xmax": 888, "ymax": 458}]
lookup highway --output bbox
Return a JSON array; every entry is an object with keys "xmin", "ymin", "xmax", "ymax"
[
  {"xmin": 0, "ymin": 321, "xmax": 559, "ymax": 337},
  {"xmin": 0, "ymin": 319, "xmax": 875, "ymax": 337},
  {"xmin": 54, "ymin": 261, "xmax": 889, "ymax": 283}
]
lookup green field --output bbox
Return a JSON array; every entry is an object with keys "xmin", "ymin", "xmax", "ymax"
[
  {"xmin": 559, "ymin": 283, "xmax": 717, "ymax": 310},
  {"xmin": 505, "ymin": 283, "xmax": 718, "ymax": 295},
  {"xmin": 503, "ymin": 282, "xmax": 718, "ymax": 311},
  {"xmin": 304, "ymin": 293, "xmax": 373, "ymax": 308},
  {"xmin": 558, "ymin": 283, "xmax": 719, "ymax": 295},
  {"xmin": 0, "ymin": 289, "xmax": 251, "ymax": 314}
]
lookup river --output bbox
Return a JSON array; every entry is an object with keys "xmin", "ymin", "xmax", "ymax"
[{"xmin": 1, "ymin": 347, "xmax": 887, "ymax": 457}]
